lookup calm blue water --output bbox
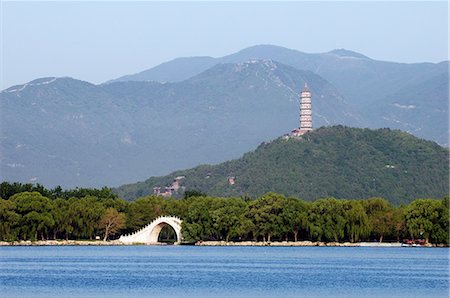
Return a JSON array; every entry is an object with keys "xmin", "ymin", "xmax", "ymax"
[{"xmin": 0, "ymin": 246, "xmax": 448, "ymax": 297}]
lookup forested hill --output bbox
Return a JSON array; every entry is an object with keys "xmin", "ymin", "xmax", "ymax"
[{"xmin": 114, "ymin": 126, "xmax": 449, "ymax": 204}]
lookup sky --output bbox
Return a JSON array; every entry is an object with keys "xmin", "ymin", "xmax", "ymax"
[{"xmin": 1, "ymin": 1, "xmax": 448, "ymax": 89}]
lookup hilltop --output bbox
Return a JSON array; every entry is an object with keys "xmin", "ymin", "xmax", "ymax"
[{"xmin": 114, "ymin": 126, "xmax": 449, "ymax": 204}]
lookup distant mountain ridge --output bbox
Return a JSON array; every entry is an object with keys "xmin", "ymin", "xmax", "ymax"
[
  {"xmin": 109, "ymin": 45, "xmax": 366, "ymax": 84},
  {"xmin": 114, "ymin": 126, "xmax": 450, "ymax": 204},
  {"xmin": 1, "ymin": 45, "xmax": 448, "ymax": 188},
  {"xmin": 110, "ymin": 45, "xmax": 449, "ymax": 145}
]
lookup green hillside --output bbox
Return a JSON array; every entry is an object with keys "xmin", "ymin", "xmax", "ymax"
[{"xmin": 115, "ymin": 126, "xmax": 449, "ymax": 204}]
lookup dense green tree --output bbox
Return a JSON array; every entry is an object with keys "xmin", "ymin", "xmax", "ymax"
[
  {"xmin": 280, "ymin": 197, "xmax": 309, "ymax": 241},
  {"xmin": 68, "ymin": 196, "xmax": 105, "ymax": 239},
  {"xmin": 308, "ymin": 198, "xmax": 346, "ymax": 242},
  {"xmin": 405, "ymin": 199, "xmax": 441, "ymax": 243},
  {"xmin": 435, "ymin": 197, "xmax": 449, "ymax": 244},
  {"xmin": 164, "ymin": 198, "xmax": 190, "ymax": 219},
  {"xmin": 247, "ymin": 193, "xmax": 285, "ymax": 241},
  {"xmin": 10, "ymin": 192, "xmax": 54, "ymax": 240},
  {"xmin": 0, "ymin": 199, "xmax": 20, "ymax": 241},
  {"xmin": 52, "ymin": 198, "xmax": 73, "ymax": 240},
  {"xmin": 125, "ymin": 196, "xmax": 167, "ymax": 232},
  {"xmin": 363, "ymin": 198, "xmax": 395, "ymax": 242},
  {"xmin": 100, "ymin": 197, "xmax": 128, "ymax": 212},
  {"xmin": 343, "ymin": 200, "xmax": 370, "ymax": 242},
  {"xmin": 211, "ymin": 198, "xmax": 247, "ymax": 241},
  {"xmin": 236, "ymin": 217, "xmax": 256, "ymax": 240},
  {"xmin": 182, "ymin": 197, "xmax": 218, "ymax": 241}
]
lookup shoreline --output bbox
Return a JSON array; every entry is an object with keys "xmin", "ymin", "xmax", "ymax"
[
  {"xmin": 0, "ymin": 240, "xmax": 125, "ymax": 246},
  {"xmin": 195, "ymin": 240, "xmax": 437, "ymax": 247},
  {"xmin": 0, "ymin": 240, "xmax": 445, "ymax": 247}
]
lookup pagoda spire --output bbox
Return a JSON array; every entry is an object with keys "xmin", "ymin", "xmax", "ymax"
[
  {"xmin": 299, "ymin": 85, "xmax": 312, "ymax": 131},
  {"xmin": 289, "ymin": 85, "xmax": 313, "ymax": 137}
]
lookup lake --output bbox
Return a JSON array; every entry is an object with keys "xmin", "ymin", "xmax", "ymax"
[{"xmin": 0, "ymin": 246, "xmax": 448, "ymax": 297}]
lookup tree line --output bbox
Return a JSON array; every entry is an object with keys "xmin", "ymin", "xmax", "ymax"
[{"xmin": 0, "ymin": 182, "xmax": 448, "ymax": 244}]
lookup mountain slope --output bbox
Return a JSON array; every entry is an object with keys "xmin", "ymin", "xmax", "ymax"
[
  {"xmin": 1, "ymin": 61, "xmax": 357, "ymax": 187},
  {"xmin": 110, "ymin": 45, "xmax": 449, "ymax": 144},
  {"xmin": 1, "ymin": 77, "xmax": 137, "ymax": 187},
  {"xmin": 115, "ymin": 126, "xmax": 450, "ymax": 204},
  {"xmin": 367, "ymin": 71, "xmax": 449, "ymax": 142}
]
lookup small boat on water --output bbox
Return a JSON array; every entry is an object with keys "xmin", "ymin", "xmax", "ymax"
[{"xmin": 401, "ymin": 239, "xmax": 426, "ymax": 247}]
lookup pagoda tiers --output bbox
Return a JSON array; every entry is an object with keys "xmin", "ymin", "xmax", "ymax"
[{"xmin": 291, "ymin": 84, "xmax": 312, "ymax": 136}]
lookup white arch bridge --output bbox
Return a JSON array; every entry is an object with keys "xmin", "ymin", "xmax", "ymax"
[{"xmin": 119, "ymin": 216, "xmax": 182, "ymax": 245}]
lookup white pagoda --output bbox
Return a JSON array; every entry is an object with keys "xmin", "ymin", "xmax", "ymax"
[{"xmin": 291, "ymin": 83, "xmax": 313, "ymax": 136}]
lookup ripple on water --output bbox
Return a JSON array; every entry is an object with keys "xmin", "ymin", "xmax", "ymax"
[{"xmin": 0, "ymin": 246, "xmax": 448, "ymax": 298}]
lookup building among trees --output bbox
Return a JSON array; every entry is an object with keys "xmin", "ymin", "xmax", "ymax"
[{"xmin": 153, "ymin": 176, "xmax": 185, "ymax": 197}]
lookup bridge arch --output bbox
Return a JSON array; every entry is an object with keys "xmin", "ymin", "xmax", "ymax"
[{"xmin": 119, "ymin": 216, "xmax": 182, "ymax": 244}]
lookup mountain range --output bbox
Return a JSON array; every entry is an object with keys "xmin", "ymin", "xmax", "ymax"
[
  {"xmin": 1, "ymin": 45, "xmax": 448, "ymax": 188},
  {"xmin": 111, "ymin": 45, "xmax": 449, "ymax": 144}
]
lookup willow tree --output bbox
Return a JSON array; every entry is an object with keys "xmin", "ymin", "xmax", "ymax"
[
  {"xmin": 308, "ymin": 198, "xmax": 346, "ymax": 242},
  {"xmin": 404, "ymin": 197, "xmax": 449, "ymax": 244},
  {"xmin": 343, "ymin": 200, "xmax": 370, "ymax": 243},
  {"xmin": 280, "ymin": 197, "xmax": 309, "ymax": 241},
  {"xmin": 363, "ymin": 197, "xmax": 394, "ymax": 242},
  {"xmin": 247, "ymin": 193, "xmax": 285, "ymax": 241},
  {"xmin": 405, "ymin": 199, "xmax": 440, "ymax": 244}
]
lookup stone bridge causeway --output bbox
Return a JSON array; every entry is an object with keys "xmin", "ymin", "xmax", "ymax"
[{"xmin": 119, "ymin": 216, "xmax": 182, "ymax": 244}]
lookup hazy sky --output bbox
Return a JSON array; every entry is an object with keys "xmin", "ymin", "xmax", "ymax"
[{"xmin": 1, "ymin": 1, "xmax": 448, "ymax": 89}]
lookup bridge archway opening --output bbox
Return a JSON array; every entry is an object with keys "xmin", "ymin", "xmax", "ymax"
[
  {"xmin": 157, "ymin": 224, "xmax": 177, "ymax": 244},
  {"xmin": 147, "ymin": 220, "xmax": 182, "ymax": 244}
]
